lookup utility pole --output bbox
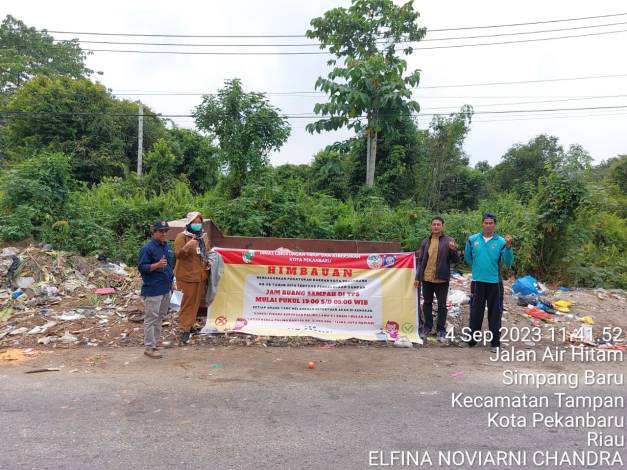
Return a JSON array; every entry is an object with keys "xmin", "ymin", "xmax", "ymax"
[{"xmin": 137, "ymin": 102, "xmax": 144, "ymax": 177}]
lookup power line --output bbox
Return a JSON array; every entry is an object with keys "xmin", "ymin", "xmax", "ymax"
[
  {"xmin": 55, "ymin": 20, "xmax": 627, "ymax": 47},
  {"xmin": 42, "ymin": 12, "xmax": 627, "ymax": 38},
  {"xmin": 71, "ymin": 29, "xmax": 627, "ymax": 54},
  {"xmin": 238, "ymin": 95, "xmax": 627, "ymax": 115},
  {"xmin": 418, "ymin": 73, "xmax": 627, "ymax": 89},
  {"xmin": 3, "ymin": 104, "xmax": 627, "ymax": 119},
  {"xmin": 420, "ymin": 94, "xmax": 627, "ymax": 111},
  {"xmin": 470, "ymin": 110, "xmax": 627, "ymax": 124},
  {"xmin": 430, "ymin": 12, "xmax": 627, "ymax": 32},
  {"xmin": 108, "ymin": 73, "xmax": 627, "ymax": 96}
]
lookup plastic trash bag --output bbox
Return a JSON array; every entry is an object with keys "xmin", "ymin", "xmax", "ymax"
[
  {"xmin": 512, "ymin": 275, "xmax": 544, "ymax": 296},
  {"xmin": 169, "ymin": 290, "xmax": 183, "ymax": 312}
]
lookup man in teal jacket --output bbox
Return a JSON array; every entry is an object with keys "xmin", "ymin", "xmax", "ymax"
[{"xmin": 463, "ymin": 212, "xmax": 514, "ymax": 352}]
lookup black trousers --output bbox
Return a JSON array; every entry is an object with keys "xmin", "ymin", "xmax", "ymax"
[
  {"xmin": 469, "ymin": 281, "xmax": 504, "ymax": 347},
  {"xmin": 421, "ymin": 281, "xmax": 449, "ymax": 333}
]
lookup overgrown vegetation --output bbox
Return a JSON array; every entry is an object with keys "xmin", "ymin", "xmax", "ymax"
[{"xmin": 0, "ymin": 8, "xmax": 625, "ymax": 288}]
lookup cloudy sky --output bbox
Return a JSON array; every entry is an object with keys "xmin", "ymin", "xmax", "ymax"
[{"xmin": 4, "ymin": 0, "xmax": 627, "ymax": 166}]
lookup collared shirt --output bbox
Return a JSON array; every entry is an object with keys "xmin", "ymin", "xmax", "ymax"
[
  {"xmin": 464, "ymin": 233, "xmax": 514, "ymax": 283},
  {"xmin": 138, "ymin": 238, "xmax": 175, "ymax": 297},
  {"xmin": 423, "ymin": 235, "xmax": 446, "ymax": 283}
]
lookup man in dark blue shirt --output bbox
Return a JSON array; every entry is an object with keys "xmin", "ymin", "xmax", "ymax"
[{"xmin": 138, "ymin": 221, "xmax": 175, "ymax": 358}]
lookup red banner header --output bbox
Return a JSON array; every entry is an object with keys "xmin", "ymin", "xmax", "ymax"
[{"xmin": 214, "ymin": 248, "xmax": 415, "ymax": 270}]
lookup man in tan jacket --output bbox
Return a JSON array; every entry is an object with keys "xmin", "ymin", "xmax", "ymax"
[{"xmin": 174, "ymin": 211, "xmax": 211, "ymax": 344}]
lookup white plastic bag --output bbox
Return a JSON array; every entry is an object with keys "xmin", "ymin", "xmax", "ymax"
[{"xmin": 169, "ymin": 290, "xmax": 183, "ymax": 312}]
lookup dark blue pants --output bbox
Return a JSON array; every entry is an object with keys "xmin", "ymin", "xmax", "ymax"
[
  {"xmin": 421, "ymin": 281, "xmax": 449, "ymax": 333},
  {"xmin": 468, "ymin": 281, "xmax": 503, "ymax": 347}
]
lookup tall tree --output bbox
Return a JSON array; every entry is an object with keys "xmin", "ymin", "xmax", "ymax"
[
  {"xmin": 3, "ymin": 75, "xmax": 165, "ymax": 182},
  {"xmin": 0, "ymin": 15, "xmax": 92, "ymax": 94},
  {"xmin": 493, "ymin": 134, "xmax": 564, "ymax": 197},
  {"xmin": 166, "ymin": 127, "xmax": 220, "ymax": 194},
  {"xmin": 416, "ymin": 106, "xmax": 474, "ymax": 211},
  {"xmin": 194, "ymin": 79, "xmax": 291, "ymax": 197},
  {"xmin": 305, "ymin": 0, "xmax": 426, "ymax": 187}
]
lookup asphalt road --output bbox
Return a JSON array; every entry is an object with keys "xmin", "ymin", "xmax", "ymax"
[{"xmin": 1, "ymin": 345, "xmax": 625, "ymax": 469}]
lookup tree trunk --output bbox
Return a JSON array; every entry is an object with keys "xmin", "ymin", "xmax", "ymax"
[{"xmin": 366, "ymin": 129, "xmax": 377, "ymax": 187}]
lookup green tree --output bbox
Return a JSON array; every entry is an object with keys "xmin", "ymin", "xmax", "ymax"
[
  {"xmin": 416, "ymin": 106, "xmax": 474, "ymax": 211},
  {"xmin": 193, "ymin": 79, "xmax": 291, "ymax": 197},
  {"xmin": 144, "ymin": 138, "xmax": 178, "ymax": 195},
  {"xmin": 0, "ymin": 151, "xmax": 72, "ymax": 240},
  {"xmin": 493, "ymin": 134, "xmax": 564, "ymax": 197},
  {"xmin": 0, "ymin": 15, "xmax": 92, "ymax": 94},
  {"xmin": 607, "ymin": 154, "xmax": 627, "ymax": 193},
  {"xmin": 310, "ymin": 150, "xmax": 352, "ymax": 200},
  {"xmin": 2, "ymin": 75, "xmax": 165, "ymax": 182},
  {"xmin": 166, "ymin": 127, "xmax": 220, "ymax": 193},
  {"xmin": 305, "ymin": 0, "xmax": 426, "ymax": 187},
  {"xmin": 535, "ymin": 169, "xmax": 587, "ymax": 276}
]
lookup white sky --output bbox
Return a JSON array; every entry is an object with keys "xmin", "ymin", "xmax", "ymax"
[{"xmin": 3, "ymin": 0, "xmax": 627, "ymax": 166}]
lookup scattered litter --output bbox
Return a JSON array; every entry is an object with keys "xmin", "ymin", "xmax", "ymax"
[
  {"xmin": 526, "ymin": 307, "xmax": 554, "ymax": 322},
  {"xmin": 579, "ymin": 315, "xmax": 594, "ymax": 325},
  {"xmin": 512, "ymin": 275, "xmax": 544, "ymax": 296},
  {"xmin": 307, "ymin": 361, "xmax": 316, "ymax": 369},
  {"xmin": 450, "ymin": 370, "xmax": 465, "ymax": 378},
  {"xmin": 55, "ymin": 313, "xmax": 85, "ymax": 321},
  {"xmin": 26, "ymin": 321, "xmax": 57, "ymax": 335},
  {"xmin": 393, "ymin": 337, "xmax": 413, "ymax": 348},
  {"xmin": 25, "ymin": 368, "xmax": 61, "ymax": 374},
  {"xmin": 128, "ymin": 313, "xmax": 144, "ymax": 323},
  {"xmin": 448, "ymin": 290, "xmax": 470, "ymax": 305},
  {"xmin": 94, "ymin": 287, "xmax": 116, "ymax": 295},
  {"xmin": 38, "ymin": 336, "xmax": 57, "ymax": 345},
  {"xmin": 60, "ymin": 331, "xmax": 79, "ymax": 344},
  {"xmin": 536, "ymin": 299, "xmax": 556, "ymax": 314},
  {"xmin": 210, "ymin": 363, "xmax": 221, "ymax": 369},
  {"xmin": 9, "ymin": 327, "xmax": 28, "ymax": 336},
  {"xmin": 16, "ymin": 277, "xmax": 35, "ymax": 289},
  {"xmin": 0, "ymin": 306, "xmax": 13, "ymax": 322},
  {"xmin": 10, "ymin": 289, "xmax": 24, "ymax": 300},
  {"xmin": 552, "ymin": 300, "xmax": 573, "ymax": 312}
]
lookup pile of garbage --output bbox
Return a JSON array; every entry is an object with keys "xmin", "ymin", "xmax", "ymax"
[
  {"xmin": 0, "ymin": 245, "xmax": 160, "ymax": 348},
  {"xmin": 439, "ymin": 272, "xmax": 626, "ymax": 349},
  {"xmin": 0, "ymin": 245, "xmax": 382, "ymax": 350}
]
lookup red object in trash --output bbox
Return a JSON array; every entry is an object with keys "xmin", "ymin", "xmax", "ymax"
[
  {"xmin": 94, "ymin": 287, "xmax": 116, "ymax": 295},
  {"xmin": 527, "ymin": 306, "xmax": 553, "ymax": 322}
]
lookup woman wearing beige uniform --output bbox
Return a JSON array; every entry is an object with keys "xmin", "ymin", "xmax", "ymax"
[{"xmin": 174, "ymin": 211, "xmax": 210, "ymax": 344}]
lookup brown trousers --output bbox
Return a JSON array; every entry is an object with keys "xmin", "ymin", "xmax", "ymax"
[{"xmin": 177, "ymin": 280, "xmax": 206, "ymax": 332}]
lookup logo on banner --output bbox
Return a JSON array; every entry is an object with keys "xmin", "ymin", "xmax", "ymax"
[
  {"xmin": 243, "ymin": 250, "xmax": 255, "ymax": 264},
  {"xmin": 401, "ymin": 322, "xmax": 415, "ymax": 334},
  {"xmin": 367, "ymin": 254, "xmax": 383, "ymax": 269},
  {"xmin": 383, "ymin": 255, "xmax": 397, "ymax": 268},
  {"xmin": 215, "ymin": 316, "xmax": 227, "ymax": 326},
  {"xmin": 233, "ymin": 318, "xmax": 248, "ymax": 330}
]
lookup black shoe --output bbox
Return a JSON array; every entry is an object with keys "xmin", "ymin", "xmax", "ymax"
[{"xmin": 179, "ymin": 332, "xmax": 191, "ymax": 344}]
